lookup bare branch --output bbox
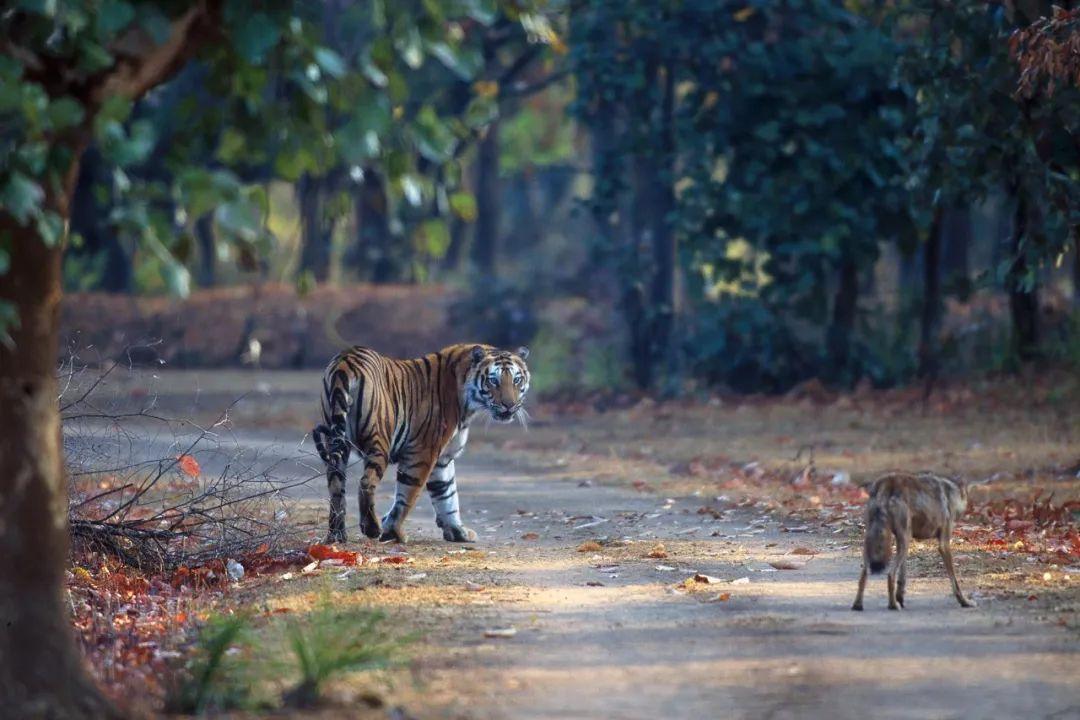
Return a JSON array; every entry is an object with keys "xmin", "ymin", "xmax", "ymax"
[{"xmin": 94, "ymin": 1, "xmax": 219, "ymax": 104}]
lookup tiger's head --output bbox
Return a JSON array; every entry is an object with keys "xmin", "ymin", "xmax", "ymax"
[{"xmin": 466, "ymin": 345, "xmax": 531, "ymax": 424}]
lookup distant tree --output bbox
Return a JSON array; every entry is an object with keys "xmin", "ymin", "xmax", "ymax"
[
  {"xmin": 574, "ymin": 0, "xmax": 911, "ymax": 390},
  {"xmin": 900, "ymin": 0, "xmax": 1080, "ymax": 366}
]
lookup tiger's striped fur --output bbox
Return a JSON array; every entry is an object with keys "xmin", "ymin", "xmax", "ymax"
[{"xmin": 311, "ymin": 343, "xmax": 530, "ymax": 544}]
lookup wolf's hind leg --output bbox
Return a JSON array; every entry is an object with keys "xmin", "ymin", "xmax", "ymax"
[
  {"xmin": 852, "ymin": 564, "xmax": 868, "ymax": 611},
  {"xmin": 887, "ymin": 535, "xmax": 909, "ymax": 611},
  {"xmin": 939, "ymin": 532, "xmax": 975, "ymax": 608},
  {"xmin": 896, "ymin": 560, "xmax": 907, "ymax": 608}
]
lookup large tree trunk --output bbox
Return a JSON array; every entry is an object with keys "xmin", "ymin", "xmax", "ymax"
[
  {"xmin": 472, "ymin": 120, "xmax": 501, "ymax": 278},
  {"xmin": 918, "ymin": 207, "xmax": 944, "ymax": 380},
  {"xmin": 0, "ymin": 168, "xmax": 122, "ymax": 718},
  {"xmin": 1007, "ymin": 188, "xmax": 1040, "ymax": 362},
  {"xmin": 298, "ymin": 174, "xmax": 332, "ymax": 282},
  {"xmin": 826, "ymin": 252, "xmax": 859, "ymax": 384},
  {"xmin": 195, "ymin": 212, "xmax": 216, "ymax": 288}
]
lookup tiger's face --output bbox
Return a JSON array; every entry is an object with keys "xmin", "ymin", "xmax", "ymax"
[{"xmin": 467, "ymin": 345, "xmax": 531, "ymax": 424}]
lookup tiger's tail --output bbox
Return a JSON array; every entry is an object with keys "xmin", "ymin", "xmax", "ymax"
[{"xmin": 313, "ymin": 362, "xmax": 354, "ymax": 472}]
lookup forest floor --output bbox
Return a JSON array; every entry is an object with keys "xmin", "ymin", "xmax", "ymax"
[{"xmin": 73, "ymin": 369, "xmax": 1080, "ymax": 719}]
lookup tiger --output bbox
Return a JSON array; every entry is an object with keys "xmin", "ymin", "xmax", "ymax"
[{"xmin": 311, "ymin": 343, "xmax": 531, "ymax": 544}]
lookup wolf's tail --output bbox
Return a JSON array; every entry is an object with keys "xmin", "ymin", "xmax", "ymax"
[{"xmin": 864, "ymin": 504, "xmax": 893, "ymax": 574}]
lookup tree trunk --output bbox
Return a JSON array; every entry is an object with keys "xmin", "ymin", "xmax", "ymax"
[
  {"xmin": 442, "ymin": 216, "xmax": 469, "ymax": 273},
  {"xmin": 1008, "ymin": 189, "xmax": 1040, "ymax": 362},
  {"xmin": 649, "ymin": 63, "xmax": 678, "ymax": 393},
  {"xmin": 298, "ymin": 174, "xmax": 332, "ymax": 283},
  {"xmin": 0, "ymin": 167, "xmax": 122, "ymax": 718},
  {"xmin": 826, "ymin": 253, "xmax": 859, "ymax": 384},
  {"xmin": 1072, "ymin": 225, "xmax": 1080, "ymax": 307},
  {"xmin": 472, "ymin": 120, "xmax": 501, "ymax": 278},
  {"xmin": 941, "ymin": 205, "xmax": 972, "ymax": 299},
  {"xmin": 195, "ymin": 213, "xmax": 216, "ymax": 288},
  {"xmin": 69, "ymin": 147, "xmax": 131, "ymax": 293},
  {"xmin": 353, "ymin": 172, "xmax": 396, "ymax": 283},
  {"xmin": 918, "ymin": 207, "xmax": 943, "ymax": 380}
]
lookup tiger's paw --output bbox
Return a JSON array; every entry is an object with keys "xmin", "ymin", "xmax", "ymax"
[
  {"xmin": 442, "ymin": 524, "xmax": 477, "ymax": 543},
  {"xmin": 359, "ymin": 512, "xmax": 382, "ymax": 540},
  {"xmin": 379, "ymin": 524, "xmax": 407, "ymax": 544}
]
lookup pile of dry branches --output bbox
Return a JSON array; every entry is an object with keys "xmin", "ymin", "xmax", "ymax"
[{"xmin": 61, "ymin": 359, "xmax": 311, "ymax": 573}]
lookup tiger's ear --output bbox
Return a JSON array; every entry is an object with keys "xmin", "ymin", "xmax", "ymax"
[
  {"xmin": 470, "ymin": 345, "xmax": 487, "ymax": 364},
  {"xmin": 515, "ymin": 346, "xmax": 530, "ymax": 360}
]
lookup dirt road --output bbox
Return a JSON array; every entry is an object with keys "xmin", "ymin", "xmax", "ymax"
[{"xmin": 81, "ymin": 370, "xmax": 1080, "ymax": 719}]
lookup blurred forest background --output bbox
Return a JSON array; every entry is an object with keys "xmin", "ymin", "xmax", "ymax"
[{"xmin": 33, "ymin": 0, "xmax": 1080, "ymax": 395}]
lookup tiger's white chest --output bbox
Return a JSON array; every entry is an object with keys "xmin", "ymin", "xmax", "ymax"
[{"xmin": 440, "ymin": 426, "xmax": 470, "ymax": 463}]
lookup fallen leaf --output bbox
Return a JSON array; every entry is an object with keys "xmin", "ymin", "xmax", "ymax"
[
  {"xmin": 176, "ymin": 454, "xmax": 200, "ymax": 478},
  {"xmin": 577, "ymin": 540, "xmax": 602, "ymax": 552},
  {"xmin": 693, "ymin": 573, "xmax": 723, "ymax": 584},
  {"xmin": 521, "ymin": 532, "xmax": 540, "ymax": 541},
  {"xmin": 380, "ymin": 555, "xmax": 410, "ymax": 565},
  {"xmin": 464, "ymin": 581, "xmax": 484, "ymax": 591},
  {"xmin": 711, "ymin": 592, "xmax": 732, "ymax": 602},
  {"xmin": 645, "ymin": 543, "xmax": 668, "ymax": 559},
  {"xmin": 791, "ymin": 547, "xmax": 816, "ymax": 555},
  {"xmin": 585, "ymin": 581, "xmax": 605, "ymax": 587}
]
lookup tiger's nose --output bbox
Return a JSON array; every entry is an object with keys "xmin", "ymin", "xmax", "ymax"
[{"xmin": 501, "ymin": 401, "xmax": 516, "ymax": 412}]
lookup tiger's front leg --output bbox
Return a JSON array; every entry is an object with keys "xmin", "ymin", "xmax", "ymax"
[
  {"xmin": 427, "ymin": 459, "xmax": 476, "ymax": 542},
  {"xmin": 379, "ymin": 459, "xmax": 432, "ymax": 544}
]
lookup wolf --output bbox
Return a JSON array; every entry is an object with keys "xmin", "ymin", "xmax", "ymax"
[{"xmin": 852, "ymin": 471, "xmax": 980, "ymax": 611}]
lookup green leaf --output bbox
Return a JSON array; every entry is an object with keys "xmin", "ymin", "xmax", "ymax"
[
  {"xmin": 395, "ymin": 26, "xmax": 424, "ymax": 69},
  {"xmin": 0, "ymin": 173, "xmax": 44, "ymax": 224},
  {"xmin": 449, "ymin": 191, "xmax": 477, "ymax": 222},
  {"xmin": 464, "ymin": 95, "xmax": 498, "ymax": 129},
  {"xmin": 232, "ymin": 12, "xmax": 281, "ymax": 64},
  {"xmin": 412, "ymin": 106, "xmax": 456, "ymax": 163},
  {"xmin": 35, "ymin": 210, "xmax": 64, "ymax": 247},
  {"xmin": 417, "ymin": 218, "xmax": 450, "ymax": 257},
  {"xmin": 313, "ymin": 47, "xmax": 347, "ymax": 79},
  {"xmin": 96, "ymin": 0, "xmax": 135, "ymax": 36},
  {"xmin": 215, "ymin": 199, "xmax": 262, "ymax": 243},
  {"xmin": 463, "ymin": 0, "xmax": 497, "ymax": 25},
  {"xmin": 160, "ymin": 259, "xmax": 191, "ymax": 298},
  {"xmin": 215, "ymin": 128, "xmax": 247, "ymax": 164},
  {"xmin": 44, "ymin": 97, "xmax": 85, "ymax": 130},
  {"xmin": 76, "ymin": 40, "xmax": 114, "ymax": 74},
  {"xmin": 428, "ymin": 42, "xmax": 482, "ymax": 81}
]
